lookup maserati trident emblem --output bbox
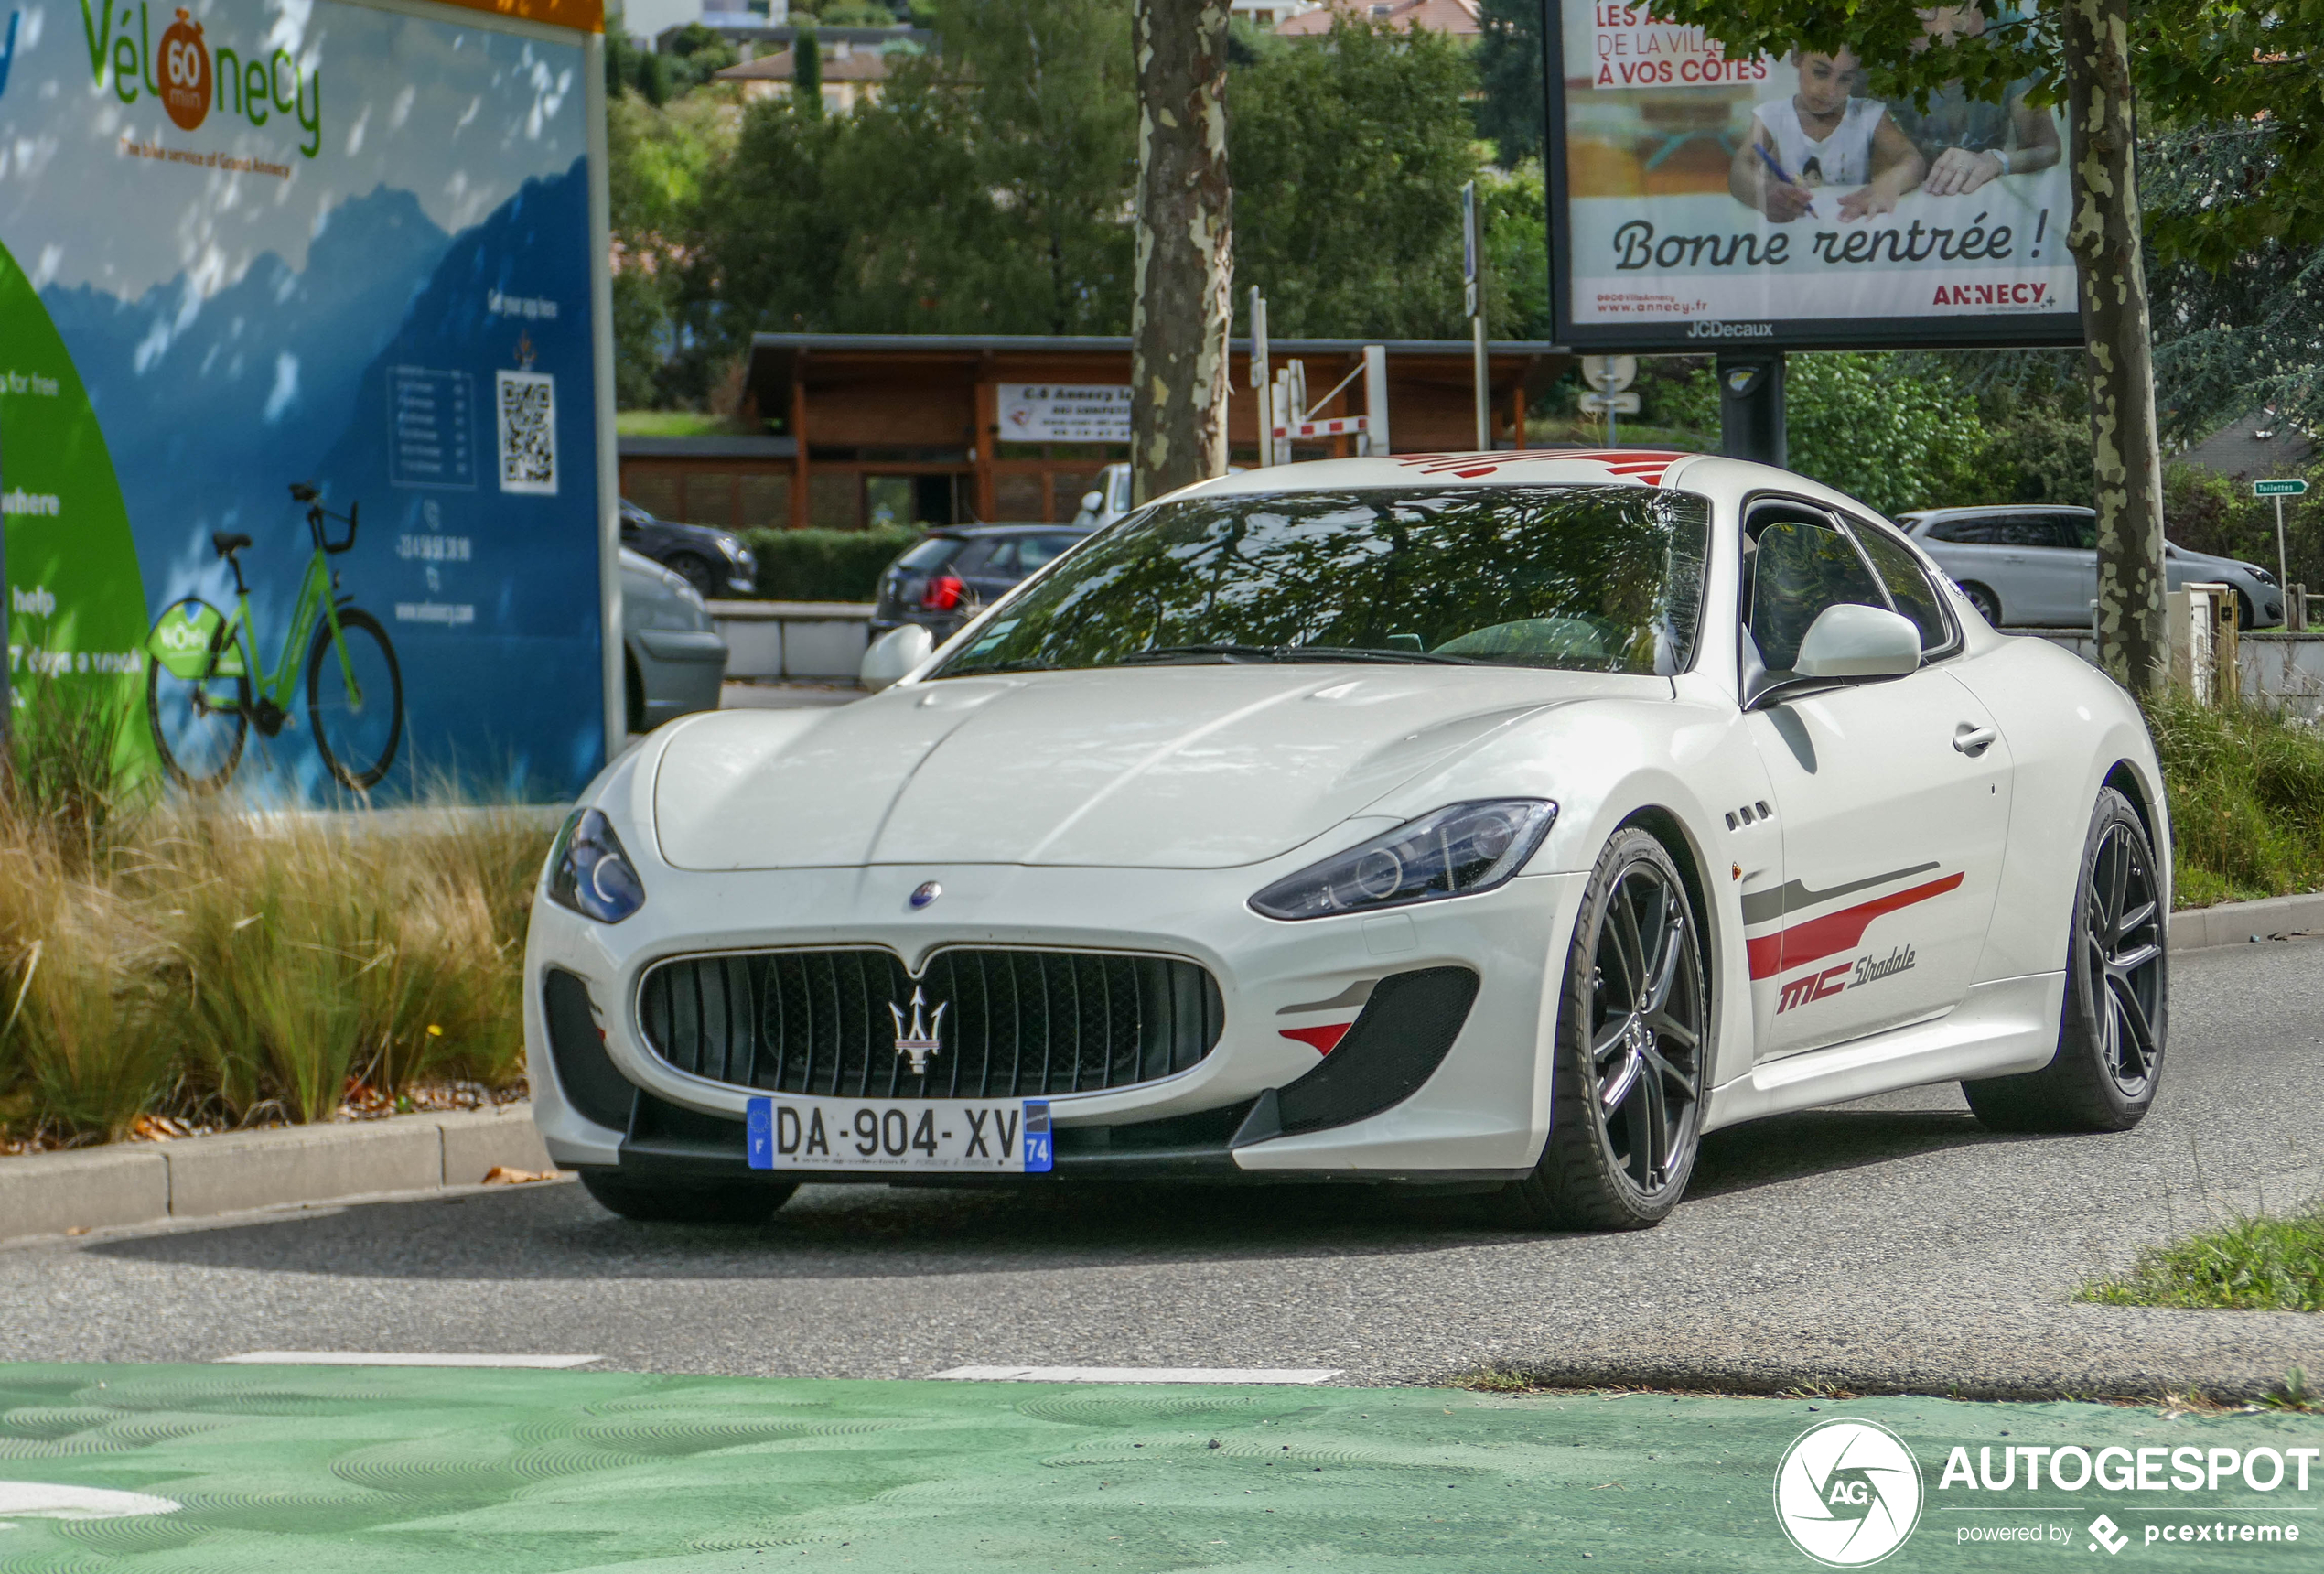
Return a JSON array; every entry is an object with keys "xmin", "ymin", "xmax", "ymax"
[{"xmin": 890, "ymin": 986, "xmax": 949, "ymax": 1075}]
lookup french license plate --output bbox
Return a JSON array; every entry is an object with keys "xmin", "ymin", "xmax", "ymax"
[{"xmin": 746, "ymin": 1095, "xmax": 1053, "ymax": 1173}]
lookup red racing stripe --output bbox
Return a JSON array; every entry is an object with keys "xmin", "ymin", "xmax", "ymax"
[{"xmin": 1746, "ymin": 872, "xmax": 1964, "ymax": 980}]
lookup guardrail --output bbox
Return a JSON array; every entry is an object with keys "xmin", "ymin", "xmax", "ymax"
[{"xmin": 706, "ymin": 600, "xmax": 873, "ymax": 682}]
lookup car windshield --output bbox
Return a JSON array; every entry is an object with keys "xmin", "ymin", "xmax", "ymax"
[{"xmin": 930, "ymin": 485, "xmax": 1709, "ymax": 679}]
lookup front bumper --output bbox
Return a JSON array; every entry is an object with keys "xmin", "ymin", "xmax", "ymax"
[{"xmin": 525, "ymin": 857, "xmax": 1582, "ymax": 1184}]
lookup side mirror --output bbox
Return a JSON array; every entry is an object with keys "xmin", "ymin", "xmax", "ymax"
[
  {"xmin": 1792, "ymin": 603, "xmax": 1922, "ymax": 680},
  {"xmin": 1080, "ymin": 491, "xmax": 1103, "ymax": 513},
  {"xmin": 860, "ymin": 623, "xmax": 934, "ymax": 691}
]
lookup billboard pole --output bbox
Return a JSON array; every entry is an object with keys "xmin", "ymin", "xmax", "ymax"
[
  {"xmin": 1250, "ymin": 287, "xmax": 1270, "ymax": 469},
  {"xmin": 1717, "ymin": 354, "xmax": 1785, "ymax": 469},
  {"xmin": 1462, "ymin": 180, "xmax": 1487, "ymax": 450}
]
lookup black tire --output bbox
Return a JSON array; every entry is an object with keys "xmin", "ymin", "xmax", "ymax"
[
  {"xmin": 145, "ymin": 600, "xmax": 250, "ymax": 792},
  {"xmin": 1499, "ymin": 826, "xmax": 1709, "ymax": 1231},
  {"xmin": 624, "ymin": 650, "xmax": 647, "ymax": 736},
  {"xmin": 1963, "ymin": 788, "xmax": 2167, "ymax": 1133},
  {"xmin": 1960, "ymin": 582, "xmax": 2003, "ymax": 626},
  {"xmin": 579, "ymin": 1170, "xmax": 798, "ymax": 1224},
  {"xmin": 666, "ymin": 553, "xmax": 716, "ymax": 598},
  {"xmin": 307, "ymin": 608, "xmax": 404, "ymax": 791},
  {"xmin": 2234, "ymin": 589, "xmax": 2255, "ymax": 632}
]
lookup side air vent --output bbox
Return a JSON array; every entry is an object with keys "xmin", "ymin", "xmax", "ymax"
[{"xmin": 1232, "ymin": 966, "xmax": 1479, "ymax": 1147}]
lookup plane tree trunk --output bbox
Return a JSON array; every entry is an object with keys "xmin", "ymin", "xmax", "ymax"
[
  {"xmin": 2065, "ymin": 0, "xmax": 2167, "ymax": 694},
  {"xmin": 1129, "ymin": 0, "xmax": 1232, "ymax": 507}
]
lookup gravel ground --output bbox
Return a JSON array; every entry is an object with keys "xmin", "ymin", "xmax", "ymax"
[{"xmin": 1, "ymin": 938, "xmax": 2317, "ymax": 1398}]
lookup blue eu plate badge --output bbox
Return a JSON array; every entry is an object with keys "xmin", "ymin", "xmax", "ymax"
[{"xmin": 1021, "ymin": 1099, "xmax": 1053, "ymax": 1173}]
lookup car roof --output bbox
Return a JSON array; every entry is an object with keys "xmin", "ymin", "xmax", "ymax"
[
  {"xmin": 1169, "ymin": 450, "xmax": 1897, "ymax": 523},
  {"xmin": 1909, "ymin": 504, "xmax": 2097, "ymax": 518},
  {"xmin": 938, "ymin": 523, "xmax": 1096, "ymax": 538}
]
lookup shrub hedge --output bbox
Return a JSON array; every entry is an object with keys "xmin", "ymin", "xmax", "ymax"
[{"xmin": 739, "ymin": 526, "xmax": 920, "ymax": 602}]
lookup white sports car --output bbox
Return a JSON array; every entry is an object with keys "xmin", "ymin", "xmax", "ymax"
[{"xmin": 527, "ymin": 451, "xmax": 2168, "ymax": 1231}]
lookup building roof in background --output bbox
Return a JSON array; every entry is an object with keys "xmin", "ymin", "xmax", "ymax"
[
  {"xmin": 2178, "ymin": 409, "xmax": 2319, "ymax": 481},
  {"xmin": 1275, "ymin": 0, "xmax": 1479, "ymax": 38},
  {"xmin": 715, "ymin": 48, "xmax": 896, "ymax": 81}
]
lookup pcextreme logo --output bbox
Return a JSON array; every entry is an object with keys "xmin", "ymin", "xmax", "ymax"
[
  {"xmin": 80, "ymin": 0, "xmax": 321, "ymax": 155},
  {"xmin": 1774, "ymin": 1418, "xmax": 1925, "ymax": 1567}
]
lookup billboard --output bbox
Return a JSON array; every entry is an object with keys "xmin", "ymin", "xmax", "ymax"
[
  {"xmin": 1544, "ymin": 2, "xmax": 2082, "ymax": 350},
  {"xmin": 1, "ymin": 0, "xmax": 613, "ymax": 800}
]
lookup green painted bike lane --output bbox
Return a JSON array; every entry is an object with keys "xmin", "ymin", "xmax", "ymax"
[{"xmin": 1, "ymin": 1364, "xmax": 2319, "ymax": 1570}]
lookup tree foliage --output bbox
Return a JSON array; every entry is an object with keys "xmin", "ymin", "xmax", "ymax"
[
  {"xmin": 1472, "ymin": 0, "xmax": 1546, "ymax": 166},
  {"xmin": 1232, "ymin": 19, "xmax": 1492, "ymax": 339},
  {"xmin": 1663, "ymin": 353, "xmax": 1993, "ymax": 516}
]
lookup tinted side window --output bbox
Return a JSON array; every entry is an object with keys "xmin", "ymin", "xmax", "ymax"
[
  {"xmin": 1019, "ymin": 534, "xmax": 1081, "ymax": 569},
  {"xmin": 1854, "ymin": 526, "xmax": 1952, "ymax": 652},
  {"xmin": 1925, "ymin": 518, "xmax": 1996, "ymax": 544},
  {"xmin": 1996, "ymin": 516, "xmax": 2065, "ymax": 548},
  {"xmin": 1750, "ymin": 518, "xmax": 1887, "ymax": 673},
  {"xmin": 952, "ymin": 541, "xmax": 1006, "ymax": 575},
  {"xmin": 2059, "ymin": 513, "xmax": 2098, "ymax": 551}
]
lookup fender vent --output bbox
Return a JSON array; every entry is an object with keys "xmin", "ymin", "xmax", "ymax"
[{"xmin": 1235, "ymin": 966, "xmax": 1479, "ymax": 1146}]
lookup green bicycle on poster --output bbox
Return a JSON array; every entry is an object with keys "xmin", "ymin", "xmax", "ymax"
[{"xmin": 145, "ymin": 484, "xmax": 405, "ymax": 792}]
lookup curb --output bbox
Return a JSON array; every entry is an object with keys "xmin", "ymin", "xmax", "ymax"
[
  {"xmin": 0, "ymin": 1105, "xmax": 556, "ymax": 1245},
  {"xmin": 2168, "ymin": 890, "xmax": 2324, "ymax": 951}
]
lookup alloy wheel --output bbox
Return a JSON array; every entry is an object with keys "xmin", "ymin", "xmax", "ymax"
[
  {"xmin": 1587, "ymin": 859, "xmax": 1705, "ymax": 1196},
  {"xmin": 2084, "ymin": 820, "xmax": 2163, "ymax": 1095}
]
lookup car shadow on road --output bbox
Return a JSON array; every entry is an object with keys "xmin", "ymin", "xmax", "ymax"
[{"xmin": 81, "ymin": 1102, "xmax": 2029, "ymax": 1283}]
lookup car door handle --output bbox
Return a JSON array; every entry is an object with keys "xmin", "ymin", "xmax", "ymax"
[{"xmin": 1953, "ymin": 723, "xmax": 1997, "ymax": 757}]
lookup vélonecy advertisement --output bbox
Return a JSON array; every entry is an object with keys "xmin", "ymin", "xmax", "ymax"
[
  {"xmin": 1544, "ymin": 0, "xmax": 2084, "ymax": 350},
  {"xmin": 1, "ymin": 0, "xmax": 609, "ymax": 800}
]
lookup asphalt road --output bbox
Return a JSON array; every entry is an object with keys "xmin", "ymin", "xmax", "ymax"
[{"xmin": 2, "ymin": 939, "xmax": 2318, "ymax": 1398}]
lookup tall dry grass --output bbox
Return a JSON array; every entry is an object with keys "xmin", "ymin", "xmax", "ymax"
[{"xmin": 1, "ymin": 680, "xmax": 551, "ymax": 1146}]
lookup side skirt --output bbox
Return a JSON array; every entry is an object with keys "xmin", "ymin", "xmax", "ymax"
[{"xmin": 1699, "ymin": 972, "xmax": 2064, "ymax": 1133}]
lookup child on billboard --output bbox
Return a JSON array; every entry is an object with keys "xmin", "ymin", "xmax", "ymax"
[{"xmin": 1727, "ymin": 48, "xmax": 1926, "ymax": 223}]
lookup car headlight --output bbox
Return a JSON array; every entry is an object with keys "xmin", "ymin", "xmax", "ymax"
[
  {"xmin": 1249, "ymin": 800, "xmax": 1557, "ymax": 921},
  {"xmin": 546, "ymin": 808, "xmax": 646, "ymax": 923},
  {"xmin": 2252, "ymin": 566, "xmax": 2278, "ymax": 588}
]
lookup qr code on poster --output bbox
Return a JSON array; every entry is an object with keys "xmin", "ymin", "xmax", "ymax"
[{"xmin": 496, "ymin": 369, "xmax": 557, "ymax": 496}]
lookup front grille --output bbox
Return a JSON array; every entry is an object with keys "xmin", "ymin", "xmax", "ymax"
[{"xmin": 637, "ymin": 948, "xmax": 1225, "ymax": 1099}]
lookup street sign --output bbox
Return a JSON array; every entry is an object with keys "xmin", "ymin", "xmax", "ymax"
[
  {"xmin": 1580, "ymin": 356, "xmax": 1637, "ymax": 394},
  {"xmin": 1577, "ymin": 392, "xmax": 1641, "ymax": 415},
  {"xmin": 2255, "ymin": 479, "xmax": 2309, "ymax": 497}
]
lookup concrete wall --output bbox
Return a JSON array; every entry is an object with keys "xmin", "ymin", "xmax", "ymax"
[{"xmin": 708, "ymin": 601, "xmax": 873, "ymax": 681}]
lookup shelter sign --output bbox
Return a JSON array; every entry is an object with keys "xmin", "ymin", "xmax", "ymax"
[
  {"xmin": 1543, "ymin": 1, "xmax": 2082, "ymax": 350},
  {"xmin": 997, "ymin": 384, "xmax": 1132, "ymax": 445},
  {"xmin": 1, "ymin": 0, "xmax": 612, "ymax": 799}
]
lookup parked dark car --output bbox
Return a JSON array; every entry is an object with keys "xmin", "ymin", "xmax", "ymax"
[
  {"xmin": 869, "ymin": 524, "xmax": 1093, "ymax": 641},
  {"xmin": 619, "ymin": 498, "xmax": 757, "ymax": 598}
]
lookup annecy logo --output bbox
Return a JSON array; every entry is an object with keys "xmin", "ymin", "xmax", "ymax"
[
  {"xmin": 1774, "ymin": 1418, "xmax": 1924, "ymax": 1566},
  {"xmin": 81, "ymin": 0, "xmax": 321, "ymax": 156}
]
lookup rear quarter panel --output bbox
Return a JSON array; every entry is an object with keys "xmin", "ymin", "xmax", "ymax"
[{"xmin": 1946, "ymin": 635, "xmax": 2168, "ymax": 980}]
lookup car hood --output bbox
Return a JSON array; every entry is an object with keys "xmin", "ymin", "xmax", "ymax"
[{"xmin": 653, "ymin": 666, "xmax": 1656, "ymax": 870}]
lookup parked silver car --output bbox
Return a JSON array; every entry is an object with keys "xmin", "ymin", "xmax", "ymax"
[
  {"xmin": 1899, "ymin": 506, "xmax": 2285, "ymax": 630},
  {"xmin": 622, "ymin": 547, "xmax": 727, "ymax": 734}
]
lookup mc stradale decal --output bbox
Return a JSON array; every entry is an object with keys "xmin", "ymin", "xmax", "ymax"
[
  {"xmin": 1746, "ymin": 861, "xmax": 1960, "ymax": 1012},
  {"xmin": 1777, "ymin": 943, "xmax": 1918, "ymax": 1014}
]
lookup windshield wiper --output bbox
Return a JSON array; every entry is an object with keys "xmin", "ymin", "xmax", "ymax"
[
  {"xmin": 1277, "ymin": 644, "xmax": 1480, "ymax": 665},
  {"xmin": 942, "ymin": 657, "xmax": 1060, "ymax": 675},
  {"xmin": 1118, "ymin": 643, "xmax": 1282, "ymax": 664}
]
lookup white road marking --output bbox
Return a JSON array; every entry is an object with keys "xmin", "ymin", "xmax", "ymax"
[
  {"xmin": 216, "ymin": 1352, "xmax": 602, "ymax": 1368},
  {"xmin": 0, "ymin": 1483, "xmax": 180, "ymax": 1527},
  {"xmin": 930, "ymin": 1365, "xmax": 1342, "ymax": 1385}
]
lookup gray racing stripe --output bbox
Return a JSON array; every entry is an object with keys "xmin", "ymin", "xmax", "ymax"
[{"xmin": 1739, "ymin": 861, "xmax": 1942, "ymax": 926}]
